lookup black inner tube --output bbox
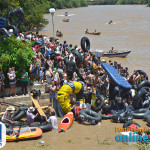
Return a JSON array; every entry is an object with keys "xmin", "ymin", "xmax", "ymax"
[
  {"xmin": 0, "ymin": 28, "xmax": 10, "ymax": 37},
  {"xmin": 79, "ymin": 109, "xmax": 102, "ymax": 124},
  {"xmin": 81, "ymin": 37, "xmax": 90, "ymax": 52},
  {"xmin": 8, "ymin": 8, "xmax": 24, "ymax": 26}
]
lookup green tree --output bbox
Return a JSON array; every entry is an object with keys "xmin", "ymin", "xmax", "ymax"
[
  {"xmin": 148, "ymin": 0, "xmax": 150, "ymax": 6},
  {"xmin": 0, "ymin": 36, "xmax": 34, "ymax": 81}
]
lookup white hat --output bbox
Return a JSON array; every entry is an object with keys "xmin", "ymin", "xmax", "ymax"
[
  {"xmin": 7, "ymin": 106, "xmax": 15, "ymax": 111},
  {"xmin": 28, "ymin": 107, "xmax": 35, "ymax": 112},
  {"xmin": 9, "ymin": 29, "xmax": 13, "ymax": 33}
]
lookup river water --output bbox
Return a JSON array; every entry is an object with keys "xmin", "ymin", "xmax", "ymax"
[{"xmin": 43, "ymin": 5, "xmax": 150, "ymax": 76}]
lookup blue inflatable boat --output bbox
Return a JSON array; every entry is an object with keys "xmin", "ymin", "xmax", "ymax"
[{"xmin": 101, "ymin": 63, "xmax": 132, "ymax": 89}]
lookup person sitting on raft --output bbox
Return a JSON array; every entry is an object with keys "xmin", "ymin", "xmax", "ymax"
[
  {"xmin": 101, "ymin": 100, "xmax": 112, "ymax": 115},
  {"xmin": 26, "ymin": 107, "xmax": 38, "ymax": 124},
  {"xmin": 120, "ymin": 99, "xmax": 129, "ymax": 117},
  {"xmin": 47, "ymin": 111, "xmax": 58, "ymax": 130},
  {"xmin": 71, "ymin": 101, "xmax": 84, "ymax": 122},
  {"xmin": 1, "ymin": 106, "xmax": 17, "ymax": 125}
]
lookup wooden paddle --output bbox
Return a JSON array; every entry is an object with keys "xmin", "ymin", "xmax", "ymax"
[{"xmin": 29, "ymin": 93, "xmax": 46, "ymax": 118}]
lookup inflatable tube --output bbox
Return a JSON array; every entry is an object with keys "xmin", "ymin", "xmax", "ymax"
[
  {"xmin": 0, "ymin": 28, "xmax": 10, "ymax": 37},
  {"xmin": 112, "ymin": 114, "xmax": 133, "ymax": 123},
  {"xmin": 57, "ymin": 81, "xmax": 83, "ymax": 114},
  {"xmin": 131, "ymin": 109, "xmax": 148, "ymax": 119},
  {"xmin": 137, "ymin": 80, "xmax": 150, "ymax": 91},
  {"xmin": 143, "ymin": 111, "xmax": 150, "ymax": 120},
  {"xmin": 146, "ymin": 116, "xmax": 150, "ymax": 126},
  {"xmin": 34, "ymin": 115, "xmax": 46, "ymax": 122},
  {"xmin": 19, "ymin": 107, "xmax": 28, "ymax": 111},
  {"xmin": 98, "ymin": 111, "xmax": 113, "ymax": 119},
  {"xmin": 136, "ymin": 70, "xmax": 147, "ymax": 76},
  {"xmin": 12, "ymin": 109, "xmax": 20, "ymax": 118},
  {"xmin": 132, "ymin": 88, "xmax": 147, "ymax": 109},
  {"xmin": 123, "ymin": 122, "xmax": 141, "ymax": 128},
  {"xmin": 81, "ymin": 37, "xmax": 90, "ymax": 52},
  {"xmin": 72, "ymin": 50, "xmax": 81, "ymax": 65},
  {"xmin": 13, "ymin": 110, "xmax": 26, "ymax": 121},
  {"xmin": 6, "ymin": 25, "xmax": 18, "ymax": 36},
  {"xmin": 8, "ymin": 8, "xmax": 24, "ymax": 26},
  {"xmin": 4, "ymin": 122, "xmax": 27, "ymax": 129},
  {"xmin": 101, "ymin": 63, "xmax": 132, "ymax": 89},
  {"xmin": 102, "ymin": 114, "xmax": 113, "ymax": 119},
  {"xmin": 30, "ymin": 122, "xmax": 52, "ymax": 132},
  {"xmin": 79, "ymin": 109, "xmax": 102, "ymax": 124}
]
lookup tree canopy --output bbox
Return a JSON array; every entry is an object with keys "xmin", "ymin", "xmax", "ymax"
[{"xmin": 0, "ymin": 0, "xmax": 88, "ymax": 31}]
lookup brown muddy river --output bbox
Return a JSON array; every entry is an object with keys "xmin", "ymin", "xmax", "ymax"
[{"xmin": 43, "ymin": 5, "xmax": 150, "ymax": 77}]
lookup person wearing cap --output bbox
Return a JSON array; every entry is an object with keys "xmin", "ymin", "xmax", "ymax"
[
  {"xmin": 26, "ymin": 107, "xmax": 38, "ymax": 124},
  {"xmin": 101, "ymin": 100, "xmax": 112, "ymax": 115},
  {"xmin": 71, "ymin": 101, "xmax": 84, "ymax": 122},
  {"xmin": 113, "ymin": 61, "xmax": 118, "ymax": 70},
  {"xmin": 1, "ymin": 106, "xmax": 17, "ymax": 124}
]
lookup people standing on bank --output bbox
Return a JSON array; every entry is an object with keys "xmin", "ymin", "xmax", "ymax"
[
  {"xmin": 48, "ymin": 81, "xmax": 57, "ymax": 105},
  {"xmin": 7, "ymin": 67, "xmax": 17, "ymax": 97},
  {"xmin": 20, "ymin": 68, "xmax": 29, "ymax": 95}
]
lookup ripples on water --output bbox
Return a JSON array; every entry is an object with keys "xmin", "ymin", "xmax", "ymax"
[{"xmin": 44, "ymin": 5, "xmax": 150, "ymax": 76}]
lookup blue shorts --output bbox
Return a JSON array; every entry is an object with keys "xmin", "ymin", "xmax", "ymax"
[{"xmin": 49, "ymin": 94, "xmax": 55, "ymax": 99}]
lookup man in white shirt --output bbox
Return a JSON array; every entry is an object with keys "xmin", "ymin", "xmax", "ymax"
[{"xmin": 48, "ymin": 111, "xmax": 58, "ymax": 130}]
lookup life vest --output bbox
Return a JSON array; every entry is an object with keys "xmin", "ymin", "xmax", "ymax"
[{"xmin": 75, "ymin": 106, "xmax": 81, "ymax": 116}]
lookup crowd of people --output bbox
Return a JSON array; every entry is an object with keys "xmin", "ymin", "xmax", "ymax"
[{"xmin": 0, "ymin": 30, "xmax": 149, "ymax": 132}]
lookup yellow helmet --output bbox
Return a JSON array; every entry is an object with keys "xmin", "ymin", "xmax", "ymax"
[{"xmin": 104, "ymin": 100, "xmax": 109, "ymax": 104}]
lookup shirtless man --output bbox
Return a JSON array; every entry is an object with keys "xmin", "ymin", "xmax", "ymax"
[
  {"xmin": 94, "ymin": 72, "xmax": 104, "ymax": 86},
  {"xmin": 85, "ymin": 70, "xmax": 95, "ymax": 86},
  {"xmin": 109, "ymin": 47, "xmax": 117, "ymax": 53},
  {"xmin": 46, "ymin": 103, "xmax": 56, "ymax": 116}
]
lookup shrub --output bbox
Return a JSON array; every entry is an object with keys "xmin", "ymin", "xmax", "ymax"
[{"xmin": 0, "ymin": 36, "xmax": 34, "ymax": 84}]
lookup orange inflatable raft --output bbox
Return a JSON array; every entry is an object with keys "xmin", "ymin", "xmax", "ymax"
[{"xmin": 6, "ymin": 127, "xmax": 42, "ymax": 141}]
